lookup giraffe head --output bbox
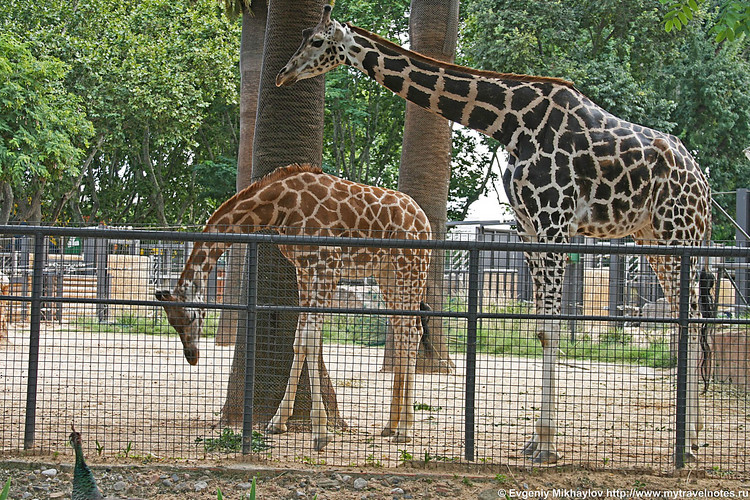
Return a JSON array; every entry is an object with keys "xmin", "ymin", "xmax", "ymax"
[
  {"xmin": 276, "ymin": 5, "xmax": 348, "ymax": 87},
  {"xmin": 155, "ymin": 284, "xmax": 205, "ymax": 365}
]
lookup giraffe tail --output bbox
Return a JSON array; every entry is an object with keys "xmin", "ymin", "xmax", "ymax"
[{"xmin": 698, "ymin": 270, "xmax": 716, "ymax": 394}]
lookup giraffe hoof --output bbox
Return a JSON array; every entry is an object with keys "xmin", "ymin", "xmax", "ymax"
[
  {"xmin": 521, "ymin": 439, "xmax": 538, "ymax": 456},
  {"xmin": 675, "ymin": 449, "xmax": 699, "ymax": 463},
  {"xmin": 530, "ymin": 450, "xmax": 559, "ymax": 464},
  {"xmin": 313, "ymin": 433, "xmax": 333, "ymax": 452},
  {"xmin": 392, "ymin": 435, "xmax": 411, "ymax": 444},
  {"xmin": 265, "ymin": 422, "xmax": 287, "ymax": 434},
  {"xmin": 381, "ymin": 427, "xmax": 395, "ymax": 437}
]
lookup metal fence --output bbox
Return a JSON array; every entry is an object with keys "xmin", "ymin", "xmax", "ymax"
[{"xmin": 1, "ymin": 225, "xmax": 749, "ymax": 474}]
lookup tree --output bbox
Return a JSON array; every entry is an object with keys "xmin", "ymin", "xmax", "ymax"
[
  {"xmin": 391, "ymin": 0, "xmax": 460, "ymax": 374},
  {"xmin": 219, "ymin": 0, "xmax": 344, "ymax": 430},
  {"xmin": 214, "ymin": 0, "xmax": 266, "ymax": 345},
  {"xmin": 0, "ymin": 0, "xmax": 241, "ymax": 225},
  {"xmin": 0, "ymin": 34, "xmax": 93, "ymax": 223}
]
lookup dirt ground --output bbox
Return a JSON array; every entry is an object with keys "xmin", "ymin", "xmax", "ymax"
[{"xmin": 2, "ymin": 321, "xmax": 750, "ymax": 498}]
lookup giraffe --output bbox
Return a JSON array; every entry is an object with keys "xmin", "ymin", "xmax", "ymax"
[
  {"xmin": 155, "ymin": 164, "xmax": 432, "ymax": 451},
  {"xmin": 276, "ymin": 5, "xmax": 713, "ymax": 463}
]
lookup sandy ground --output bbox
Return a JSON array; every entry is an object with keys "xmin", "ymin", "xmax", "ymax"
[{"xmin": 1, "ymin": 321, "xmax": 749, "ymax": 479}]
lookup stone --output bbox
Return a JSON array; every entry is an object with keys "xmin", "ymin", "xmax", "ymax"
[
  {"xmin": 237, "ymin": 482, "xmax": 254, "ymax": 490},
  {"xmin": 194, "ymin": 480, "xmax": 208, "ymax": 492},
  {"xmin": 391, "ymin": 487, "xmax": 405, "ymax": 494},
  {"xmin": 112, "ymin": 480, "xmax": 128, "ymax": 491},
  {"xmin": 41, "ymin": 469, "xmax": 57, "ymax": 478},
  {"xmin": 353, "ymin": 478, "xmax": 368, "ymax": 490}
]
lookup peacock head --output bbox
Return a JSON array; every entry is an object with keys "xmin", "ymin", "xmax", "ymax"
[
  {"xmin": 155, "ymin": 287, "xmax": 204, "ymax": 365},
  {"xmin": 276, "ymin": 4, "xmax": 349, "ymax": 87},
  {"xmin": 69, "ymin": 423, "xmax": 82, "ymax": 448}
]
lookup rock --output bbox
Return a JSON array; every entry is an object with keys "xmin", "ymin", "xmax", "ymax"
[
  {"xmin": 175, "ymin": 482, "xmax": 192, "ymax": 492},
  {"xmin": 295, "ymin": 489, "xmax": 307, "ymax": 498},
  {"xmin": 479, "ymin": 488, "xmax": 501, "ymax": 500},
  {"xmin": 113, "ymin": 480, "xmax": 128, "ymax": 492},
  {"xmin": 353, "ymin": 478, "xmax": 368, "ymax": 490},
  {"xmin": 41, "ymin": 468, "xmax": 57, "ymax": 478},
  {"xmin": 49, "ymin": 493, "xmax": 66, "ymax": 499},
  {"xmin": 391, "ymin": 487, "xmax": 405, "ymax": 494},
  {"xmin": 21, "ymin": 493, "xmax": 32, "ymax": 499},
  {"xmin": 237, "ymin": 482, "xmax": 254, "ymax": 490},
  {"xmin": 317, "ymin": 478, "xmax": 341, "ymax": 490},
  {"xmin": 162, "ymin": 479, "xmax": 173, "ymax": 487},
  {"xmin": 171, "ymin": 474, "xmax": 179, "ymax": 482},
  {"xmin": 340, "ymin": 474, "xmax": 352, "ymax": 484},
  {"xmin": 194, "ymin": 480, "xmax": 208, "ymax": 492},
  {"xmin": 385, "ymin": 476, "xmax": 404, "ymax": 485}
]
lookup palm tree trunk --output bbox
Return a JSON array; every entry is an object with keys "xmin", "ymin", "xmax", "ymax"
[
  {"xmin": 387, "ymin": 0, "xmax": 460, "ymax": 374},
  {"xmin": 220, "ymin": 0, "xmax": 343, "ymax": 430},
  {"xmin": 215, "ymin": 0, "xmax": 268, "ymax": 347}
]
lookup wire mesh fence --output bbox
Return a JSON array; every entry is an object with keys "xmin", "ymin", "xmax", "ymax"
[{"xmin": 1, "ymin": 225, "xmax": 749, "ymax": 475}]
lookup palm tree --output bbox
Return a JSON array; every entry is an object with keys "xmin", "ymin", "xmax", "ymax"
[
  {"xmin": 215, "ymin": 0, "xmax": 267, "ymax": 346},
  {"xmin": 220, "ymin": 0, "xmax": 342, "ymax": 429},
  {"xmin": 393, "ymin": 0, "xmax": 460, "ymax": 373}
]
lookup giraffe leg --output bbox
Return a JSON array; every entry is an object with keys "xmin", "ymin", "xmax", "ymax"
[
  {"xmin": 522, "ymin": 250, "xmax": 564, "ymax": 463},
  {"xmin": 640, "ymin": 248, "xmax": 702, "ymax": 462},
  {"xmin": 381, "ymin": 366, "xmax": 404, "ymax": 438},
  {"xmin": 391, "ymin": 316, "xmax": 420, "ymax": 443},
  {"xmin": 304, "ymin": 311, "xmax": 333, "ymax": 451},
  {"xmin": 266, "ymin": 313, "xmax": 309, "ymax": 434}
]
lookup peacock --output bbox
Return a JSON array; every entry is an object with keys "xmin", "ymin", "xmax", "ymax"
[{"xmin": 69, "ymin": 424, "xmax": 103, "ymax": 500}]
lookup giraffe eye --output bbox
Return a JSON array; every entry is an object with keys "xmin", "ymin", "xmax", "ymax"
[{"xmin": 311, "ymin": 39, "xmax": 324, "ymax": 48}]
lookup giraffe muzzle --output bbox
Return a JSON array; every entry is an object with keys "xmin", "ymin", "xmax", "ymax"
[{"xmin": 276, "ymin": 67, "xmax": 298, "ymax": 87}]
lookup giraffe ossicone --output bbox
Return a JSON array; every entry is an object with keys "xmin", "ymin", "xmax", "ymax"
[
  {"xmin": 279, "ymin": 6, "xmax": 713, "ymax": 464},
  {"xmin": 156, "ymin": 164, "xmax": 432, "ymax": 450}
]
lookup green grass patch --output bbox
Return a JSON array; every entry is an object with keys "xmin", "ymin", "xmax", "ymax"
[
  {"xmin": 73, "ymin": 311, "xmax": 219, "ymax": 337},
  {"xmin": 195, "ymin": 428, "xmax": 271, "ymax": 453},
  {"xmin": 322, "ymin": 314, "xmax": 388, "ymax": 346}
]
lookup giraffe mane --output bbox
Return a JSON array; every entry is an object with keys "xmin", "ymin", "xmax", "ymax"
[{"xmin": 346, "ymin": 24, "xmax": 577, "ymax": 90}]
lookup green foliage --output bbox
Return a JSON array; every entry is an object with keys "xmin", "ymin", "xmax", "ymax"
[
  {"xmin": 196, "ymin": 428, "xmax": 271, "ymax": 453},
  {"xmin": 661, "ymin": 0, "xmax": 750, "ymax": 41},
  {"xmin": 0, "ymin": 33, "xmax": 94, "ymax": 222},
  {"xmin": 0, "ymin": 477, "xmax": 10, "ymax": 500},
  {"xmin": 0, "ymin": 0, "xmax": 240, "ymax": 225}
]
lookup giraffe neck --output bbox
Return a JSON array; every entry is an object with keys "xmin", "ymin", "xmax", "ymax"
[
  {"xmin": 342, "ymin": 24, "xmax": 578, "ymax": 154},
  {"xmin": 176, "ymin": 182, "xmax": 277, "ymax": 295}
]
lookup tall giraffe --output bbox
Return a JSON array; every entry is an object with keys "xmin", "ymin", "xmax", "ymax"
[
  {"xmin": 155, "ymin": 164, "xmax": 431, "ymax": 451},
  {"xmin": 277, "ymin": 6, "xmax": 713, "ymax": 463}
]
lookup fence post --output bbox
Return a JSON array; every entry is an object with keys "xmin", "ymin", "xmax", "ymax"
[
  {"xmin": 674, "ymin": 252, "xmax": 692, "ymax": 468},
  {"xmin": 736, "ymin": 188, "xmax": 749, "ymax": 314},
  {"xmin": 608, "ymin": 239, "xmax": 625, "ymax": 322},
  {"xmin": 95, "ymin": 226, "xmax": 109, "ymax": 323},
  {"xmin": 23, "ymin": 231, "xmax": 45, "ymax": 450},
  {"xmin": 242, "ymin": 241, "xmax": 259, "ymax": 454},
  {"xmin": 464, "ymin": 248, "xmax": 480, "ymax": 462}
]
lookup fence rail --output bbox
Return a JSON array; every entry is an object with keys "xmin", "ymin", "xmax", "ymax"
[{"xmin": 1, "ymin": 225, "xmax": 750, "ymax": 474}]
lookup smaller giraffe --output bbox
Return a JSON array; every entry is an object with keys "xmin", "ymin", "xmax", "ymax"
[{"xmin": 156, "ymin": 164, "xmax": 432, "ymax": 450}]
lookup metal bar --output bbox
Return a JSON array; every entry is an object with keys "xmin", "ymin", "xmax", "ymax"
[
  {"xmin": 3, "ymin": 224, "xmax": 750, "ymax": 258},
  {"xmin": 674, "ymin": 252, "xmax": 692, "ymax": 468},
  {"xmin": 242, "ymin": 242, "xmax": 259, "ymax": 454},
  {"xmin": 713, "ymin": 197, "xmax": 750, "ymax": 241},
  {"xmin": 23, "ymin": 231, "xmax": 45, "ymax": 450},
  {"xmin": 464, "ymin": 248, "xmax": 480, "ymax": 462}
]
